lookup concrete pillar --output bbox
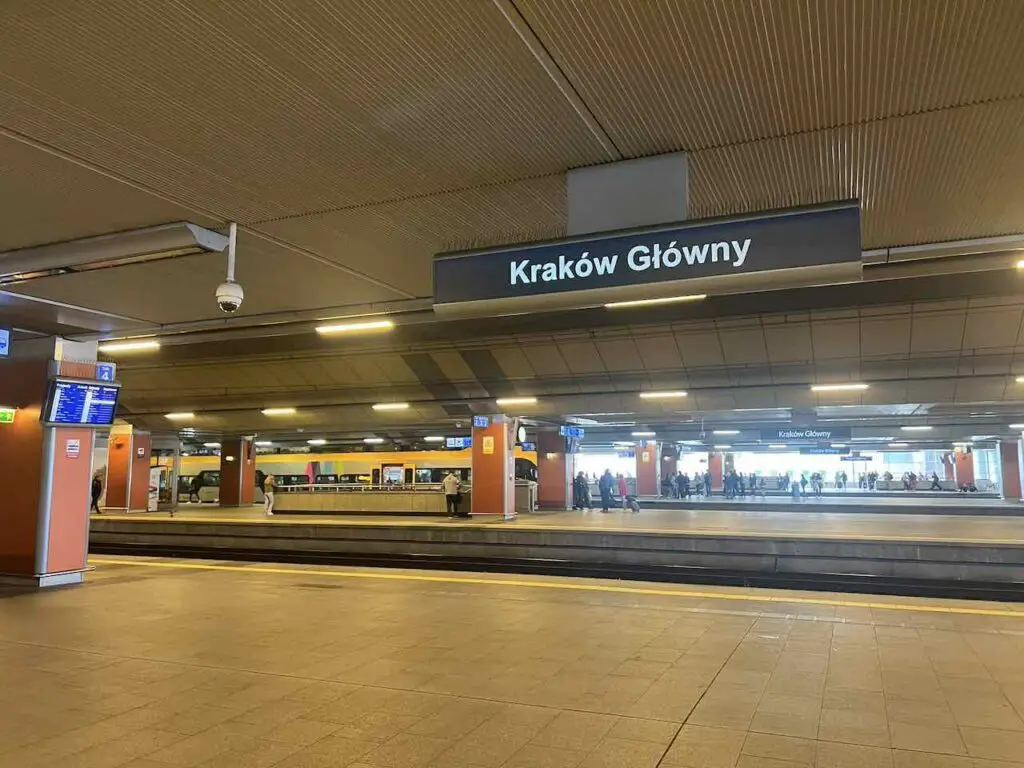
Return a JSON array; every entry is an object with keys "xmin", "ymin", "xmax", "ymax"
[
  {"xmin": 471, "ymin": 416, "xmax": 515, "ymax": 519},
  {"xmin": 537, "ymin": 430, "xmax": 570, "ymax": 509},
  {"xmin": 105, "ymin": 425, "xmax": 151, "ymax": 513},
  {"xmin": 999, "ymin": 440, "xmax": 1022, "ymax": 501},
  {"xmin": 634, "ymin": 442, "xmax": 658, "ymax": 495},
  {"xmin": 0, "ymin": 337, "xmax": 103, "ymax": 587},
  {"xmin": 219, "ymin": 437, "xmax": 256, "ymax": 507}
]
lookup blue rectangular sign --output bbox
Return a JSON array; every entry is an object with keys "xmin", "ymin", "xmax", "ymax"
[
  {"xmin": 472, "ymin": 415, "xmax": 489, "ymax": 428},
  {"xmin": 0, "ymin": 327, "xmax": 9, "ymax": 357},
  {"xmin": 96, "ymin": 362, "xmax": 116, "ymax": 382},
  {"xmin": 520, "ymin": 442, "xmax": 536, "ymax": 452},
  {"xmin": 445, "ymin": 436, "xmax": 472, "ymax": 449},
  {"xmin": 559, "ymin": 425, "xmax": 585, "ymax": 438},
  {"xmin": 800, "ymin": 447, "xmax": 850, "ymax": 456}
]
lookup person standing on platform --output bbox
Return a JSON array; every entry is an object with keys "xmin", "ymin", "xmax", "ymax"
[
  {"xmin": 791, "ymin": 476, "xmax": 802, "ymax": 501},
  {"xmin": 616, "ymin": 473, "xmax": 628, "ymax": 509},
  {"xmin": 264, "ymin": 473, "xmax": 276, "ymax": 516},
  {"xmin": 573, "ymin": 471, "xmax": 591, "ymax": 510},
  {"xmin": 442, "ymin": 471, "xmax": 462, "ymax": 518},
  {"xmin": 704, "ymin": 471, "xmax": 712, "ymax": 497},
  {"xmin": 598, "ymin": 469, "xmax": 614, "ymax": 512},
  {"xmin": 91, "ymin": 472, "xmax": 103, "ymax": 514}
]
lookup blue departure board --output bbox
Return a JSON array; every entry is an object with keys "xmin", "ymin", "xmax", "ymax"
[
  {"xmin": 43, "ymin": 379, "xmax": 120, "ymax": 426},
  {"xmin": 445, "ymin": 436, "xmax": 472, "ymax": 449}
]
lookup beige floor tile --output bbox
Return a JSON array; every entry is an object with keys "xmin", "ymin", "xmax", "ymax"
[
  {"xmin": 949, "ymin": 696, "xmax": 1024, "ymax": 730},
  {"xmin": 661, "ymin": 724, "xmax": 745, "ymax": 768},
  {"xmin": 817, "ymin": 709, "xmax": 891, "ymax": 748},
  {"xmin": 888, "ymin": 722, "xmax": 965, "ymax": 755},
  {"xmin": 814, "ymin": 741, "xmax": 893, "ymax": 767},
  {"xmin": 605, "ymin": 717, "xmax": 679, "ymax": 745},
  {"xmin": 502, "ymin": 744, "xmax": 588, "ymax": 768},
  {"xmin": 197, "ymin": 739, "xmax": 305, "ymax": 768},
  {"xmin": 891, "ymin": 750, "xmax": 973, "ymax": 768},
  {"xmin": 959, "ymin": 726, "xmax": 1024, "ymax": 762},
  {"xmin": 742, "ymin": 732, "xmax": 815, "ymax": 765},
  {"xmin": 578, "ymin": 737, "xmax": 664, "ymax": 768},
  {"xmin": 261, "ymin": 718, "xmax": 340, "ymax": 746},
  {"xmin": 358, "ymin": 733, "xmax": 451, "ymax": 768},
  {"xmin": 529, "ymin": 711, "xmax": 619, "ymax": 751},
  {"xmin": 736, "ymin": 757, "xmax": 809, "ymax": 767}
]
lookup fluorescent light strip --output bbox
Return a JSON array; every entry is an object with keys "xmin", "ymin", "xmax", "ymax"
[
  {"xmin": 852, "ymin": 437, "xmax": 895, "ymax": 441},
  {"xmin": 255, "ymin": 441, "xmax": 274, "ymax": 447},
  {"xmin": 713, "ymin": 429, "xmax": 739, "ymax": 435},
  {"xmin": 307, "ymin": 438, "xmax": 327, "ymax": 446},
  {"xmin": 811, "ymin": 383, "xmax": 869, "ymax": 392},
  {"xmin": 261, "ymin": 407, "xmax": 296, "ymax": 416},
  {"xmin": 831, "ymin": 443, "xmax": 847, "ymax": 448},
  {"xmin": 1010, "ymin": 424, "xmax": 1024, "ymax": 430},
  {"xmin": 203, "ymin": 442, "xmax": 220, "ymax": 448},
  {"xmin": 424, "ymin": 436, "xmax": 445, "ymax": 443},
  {"xmin": 165, "ymin": 412, "xmax": 194, "ymax": 420},
  {"xmin": 98, "ymin": 339, "xmax": 160, "ymax": 353},
  {"xmin": 632, "ymin": 431, "xmax": 656, "ymax": 437},
  {"xmin": 363, "ymin": 437, "xmax": 385, "ymax": 444},
  {"xmin": 888, "ymin": 442, "xmax": 909, "ymax": 448},
  {"xmin": 639, "ymin": 390, "xmax": 688, "ymax": 399},
  {"xmin": 713, "ymin": 444, "xmax": 731, "ymax": 449},
  {"xmin": 496, "ymin": 397, "xmax": 537, "ymax": 406},
  {"xmin": 315, "ymin": 319, "xmax": 394, "ymax": 335},
  {"xmin": 372, "ymin": 402, "xmax": 409, "ymax": 411},
  {"xmin": 605, "ymin": 294, "xmax": 706, "ymax": 309},
  {"xmin": 768, "ymin": 444, "xmax": 787, "ymax": 449},
  {"xmin": 900, "ymin": 425, "xmax": 933, "ymax": 432}
]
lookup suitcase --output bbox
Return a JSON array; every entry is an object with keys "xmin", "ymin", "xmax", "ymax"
[{"xmin": 625, "ymin": 494, "xmax": 640, "ymax": 513}]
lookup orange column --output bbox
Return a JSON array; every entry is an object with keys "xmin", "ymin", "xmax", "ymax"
[
  {"xmin": 954, "ymin": 450, "xmax": 975, "ymax": 487},
  {"xmin": 105, "ymin": 425, "xmax": 151, "ymax": 512},
  {"xmin": 219, "ymin": 437, "xmax": 256, "ymax": 507},
  {"xmin": 537, "ymin": 430, "xmax": 570, "ymax": 509},
  {"xmin": 471, "ymin": 417, "xmax": 515, "ymax": 518},
  {"xmin": 634, "ymin": 442, "xmax": 658, "ymax": 495},
  {"xmin": 0, "ymin": 343, "xmax": 103, "ymax": 587},
  {"xmin": 708, "ymin": 452, "xmax": 724, "ymax": 492},
  {"xmin": 1000, "ymin": 441, "xmax": 1021, "ymax": 501}
]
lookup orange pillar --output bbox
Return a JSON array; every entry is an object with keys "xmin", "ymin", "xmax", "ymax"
[
  {"xmin": 471, "ymin": 416, "xmax": 515, "ymax": 519},
  {"xmin": 105, "ymin": 425, "xmax": 151, "ymax": 512},
  {"xmin": 708, "ymin": 452, "xmax": 724, "ymax": 492},
  {"xmin": 219, "ymin": 437, "xmax": 256, "ymax": 507},
  {"xmin": 954, "ymin": 450, "xmax": 975, "ymax": 487},
  {"xmin": 0, "ymin": 339, "xmax": 104, "ymax": 587},
  {"xmin": 1000, "ymin": 441, "xmax": 1021, "ymax": 501},
  {"xmin": 635, "ymin": 442, "xmax": 658, "ymax": 495},
  {"xmin": 537, "ymin": 430, "xmax": 570, "ymax": 509}
]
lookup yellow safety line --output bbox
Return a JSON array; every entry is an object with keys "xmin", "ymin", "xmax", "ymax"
[
  {"xmin": 93, "ymin": 514, "xmax": 1024, "ymax": 546},
  {"xmin": 89, "ymin": 557, "xmax": 1024, "ymax": 619}
]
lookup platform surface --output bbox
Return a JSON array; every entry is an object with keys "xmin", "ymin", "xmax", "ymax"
[
  {"xmin": 5, "ymin": 556, "xmax": 1024, "ymax": 767},
  {"xmin": 99, "ymin": 504, "xmax": 1024, "ymax": 545}
]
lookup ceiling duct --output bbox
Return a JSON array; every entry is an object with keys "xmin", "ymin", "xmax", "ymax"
[{"xmin": 0, "ymin": 222, "xmax": 229, "ymax": 286}]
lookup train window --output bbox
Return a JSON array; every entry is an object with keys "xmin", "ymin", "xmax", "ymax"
[
  {"xmin": 371, "ymin": 468, "xmax": 381, "ymax": 485},
  {"xmin": 404, "ymin": 467, "xmax": 414, "ymax": 484},
  {"xmin": 415, "ymin": 469, "xmax": 433, "ymax": 483}
]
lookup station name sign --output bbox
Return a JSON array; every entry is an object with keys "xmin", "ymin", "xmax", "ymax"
[
  {"xmin": 433, "ymin": 202, "xmax": 861, "ymax": 317},
  {"xmin": 762, "ymin": 427, "xmax": 851, "ymax": 441}
]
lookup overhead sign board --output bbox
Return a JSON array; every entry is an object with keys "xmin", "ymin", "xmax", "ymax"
[
  {"xmin": 0, "ymin": 327, "xmax": 9, "ymax": 357},
  {"xmin": 800, "ymin": 447, "xmax": 850, "ymax": 455},
  {"xmin": 472, "ymin": 415, "xmax": 489, "ymax": 428},
  {"xmin": 762, "ymin": 427, "xmax": 851, "ymax": 441},
  {"xmin": 559, "ymin": 425, "xmax": 585, "ymax": 438},
  {"xmin": 433, "ymin": 202, "xmax": 861, "ymax": 316},
  {"xmin": 841, "ymin": 455, "xmax": 872, "ymax": 462},
  {"xmin": 445, "ymin": 436, "xmax": 472, "ymax": 449},
  {"xmin": 96, "ymin": 362, "xmax": 116, "ymax": 382}
]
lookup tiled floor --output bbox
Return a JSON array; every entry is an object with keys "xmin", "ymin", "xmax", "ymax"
[
  {"xmin": 4, "ymin": 558, "xmax": 1024, "ymax": 767},
  {"xmin": 106, "ymin": 504, "xmax": 1024, "ymax": 544}
]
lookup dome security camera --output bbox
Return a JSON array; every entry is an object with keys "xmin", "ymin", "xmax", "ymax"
[{"xmin": 216, "ymin": 281, "xmax": 244, "ymax": 314}]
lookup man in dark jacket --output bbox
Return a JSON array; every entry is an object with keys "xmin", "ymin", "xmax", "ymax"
[
  {"xmin": 598, "ymin": 469, "xmax": 615, "ymax": 512},
  {"xmin": 91, "ymin": 473, "xmax": 103, "ymax": 514}
]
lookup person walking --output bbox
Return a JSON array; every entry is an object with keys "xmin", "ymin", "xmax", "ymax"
[
  {"xmin": 90, "ymin": 472, "xmax": 103, "ymax": 514},
  {"xmin": 598, "ymin": 469, "xmax": 615, "ymax": 512},
  {"xmin": 442, "ymin": 471, "xmax": 462, "ymax": 518},
  {"xmin": 188, "ymin": 475, "xmax": 202, "ymax": 504},
  {"xmin": 930, "ymin": 472, "xmax": 942, "ymax": 491},
  {"xmin": 617, "ymin": 473, "xmax": 629, "ymax": 510},
  {"xmin": 263, "ymin": 473, "xmax": 277, "ymax": 516},
  {"xmin": 573, "ymin": 471, "xmax": 591, "ymax": 510}
]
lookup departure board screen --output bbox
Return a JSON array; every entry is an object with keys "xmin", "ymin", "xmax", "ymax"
[{"xmin": 43, "ymin": 379, "xmax": 120, "ymax": 426}]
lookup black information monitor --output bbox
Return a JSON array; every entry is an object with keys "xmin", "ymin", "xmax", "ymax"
[{"xmin": 42, "ymin": 379, "xmax": 121, "ymax": 427}]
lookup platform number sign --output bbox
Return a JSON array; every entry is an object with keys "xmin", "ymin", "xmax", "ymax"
[
  {"xmin": 0, "ymin": 327, "xmax": 10, "ymax": 357},
  {"xmin": 96, "ymin": 362, "xmax": 116, "ymax": 382}
]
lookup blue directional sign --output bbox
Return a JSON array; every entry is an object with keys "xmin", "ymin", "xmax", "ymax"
[
  {"xmin": 96, "ymin": 362, "xmax": 116, "ymax": 382},
  {"xmin": 472, "ymin": 415, "xmax": 489, "ymax": 428},
  {"xmin": 559, "ymin": 425, "xmax": 585, "ymax": 438},
  {"xmin": 0, "ymin": 327, "xmax": 10, "ymax": 357}
]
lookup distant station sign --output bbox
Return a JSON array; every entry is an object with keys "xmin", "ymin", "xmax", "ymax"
[
  {"xmin": 559, "ymin": 425, "xmax": 585, "ymax": 438},
  {"xmin": 800, "ymin": 447, "xmax": 850, "ymax": 455},
  {"xmin": 472, "ymin": 415, "xmax": 489, "ymax": 428},
  {"xmin": 432, "ymin": 202, "xmax": 861, "ymax": 316},
  {"xmin": 762, "ymin": 426, "xmax": 851, "ymax": 441}
]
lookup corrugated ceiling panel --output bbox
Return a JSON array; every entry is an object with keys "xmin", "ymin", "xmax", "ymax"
[
  {"xmin": 675, "ymin": 331, "xmax": 725, "ymax": 368},
  {"xmin": 860, "ymin": 318, "xmax": 912, "ymax": 358},
  {"xmin": 517, "ymin": 0, "xmax": 1024, "ymax": 154},
  {"xmin": 718, "ymin": 328, "xmax": 769, "ymax": 366},
  {"xmin": 258, "ymin": 176, "xmax": 566, "ymax": 296},
  {"xmin": 810, "ymin": 321, "xmax": 861, "ymax": 361},
  {"xmin": 521, "ymin": 344, "xmax": 570, "ymax": 376},
  {"xmin": 0, "ymin": 0, "xmax": 606, "ymax": 221},
  {"xmin": 490, "ymin": 347, "xmax": 536, "ymax": 379},
  {"xmin": 910, "ymin": 310, "xmax": 967, "ymax": 354},
  {"xmin": 763, "ymin": 325, "xmax": 813, "ymax": 365},
  {"xmin": 557, "ymin": 341, "xmax": 607, "ymax": 374},
  {"xmin": 594, "ymin": 338, "xmax": 643, "ymax": 373}
]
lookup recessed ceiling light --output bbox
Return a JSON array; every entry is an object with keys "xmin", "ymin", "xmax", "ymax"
[
  {"xmin": 639, "ymin": 390, "xmax": 688, "ymax": 399},
  {"xmin": 363, "ymin": 437, "xmax": 385, "ymax": 444},
  {"xmin": 98, "ymin": 339, "xmax": 160, "ymax": 353},
  {"xmin": 315, "ymin": 319, "xmax": 394, "ymax": 335},
  {"xmin": 811, "ymin": 383, "xmax": 869, "ymax": 392},
  {"xmin": 713, "ymin": 429, "xmax": 740, "ymax": 435},
  {"xmin": 605, "ymin": 294, "xmax": 706, "ymax": 309},
  {"xmin": 632, "ymin": 431, "xmax": 656, "ymax": 437},
  {"xmin": 307, "ymin": 438, "xmax": 327, "ymax": 446},
  {"xmin": 203, "ymin": 442, "xmax": 220, "ymax": 448},
  {"xmin": 165, "ymin": 412, "xmax": 194, "ymax": 420},
  {"xmin": 372, "ymin": 402, "xmax": 409, "ymax": 411},
  {"xmin": 496, "ymin": 397, "xmax": 537, "ymax": 406},
  {"xmin": 1010, "ymin": 424, "xmax": 1024, "ymax": 430},
  {"xmin": 900, "ymin": 426, "xmax": 932, "ymax": 432},
  {"xmin": 261, "ymin": 407, "xmax": 296, "ymax": 416},
  {"xmin": 424, "ymin": 436, "xmax": 445, "ymax": 442}
]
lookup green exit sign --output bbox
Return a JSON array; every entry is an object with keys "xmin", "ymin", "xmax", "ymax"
[{"xmin": 0, "ymin": 408, "xmax": 15, "ymax": 424}]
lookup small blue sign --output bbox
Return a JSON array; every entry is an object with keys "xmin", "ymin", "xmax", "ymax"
[
  {"xmin": 445, "ymin": 436, "xmax": 472, "ymax": 449},
  {"xmin": 520, "ymin": 442, "xmax": 536, "ymax": 452},
  {"xmin": 559, "ymin": 425, "xmax": 585, "ymax": 438},
  {"xmin": 96, "ymin": 362, "xmax": 116, "ymax": 382},
  {"xmin": 0, "ymin": 327, "xmax": 9, "ymax": 357},
  {"xmin": 472, "ymin": 415, "xmax": 489, "ymax": 428}
]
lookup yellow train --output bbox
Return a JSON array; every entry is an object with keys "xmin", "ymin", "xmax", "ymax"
[{"xmin": 177, "ymin": 447, "xmax": 538, "ymax": 499}]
